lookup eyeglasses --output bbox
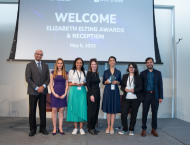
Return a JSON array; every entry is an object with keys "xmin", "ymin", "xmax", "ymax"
[
  {"xmin": 36, "ymin": 53, "xmax": 43, "ymax": 56},
  {"xmin": 129, "ymin": 67, "xmax": 134, "ymax": 69}
]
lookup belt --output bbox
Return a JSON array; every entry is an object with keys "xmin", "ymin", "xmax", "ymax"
[{"xmin": 146, "ymin": 91, "xmax": 155, "ymax": 93}]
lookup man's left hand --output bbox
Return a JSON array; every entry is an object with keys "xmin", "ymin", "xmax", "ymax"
[{"xmin": 159, "ymin": 99, "xmax": 163, "ymax": 103}]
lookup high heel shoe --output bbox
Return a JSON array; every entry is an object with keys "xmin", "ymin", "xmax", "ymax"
[
  {"xmin": 52, "ymin": 128, "xmax": 57, "ymax": 136},
  {"xmin": 52, "ymin": 130, "xmax": 57, "ymax": 136},
  {"xmin": 58, "ymin": 129, "xmax": 65, "ymax": 135}
]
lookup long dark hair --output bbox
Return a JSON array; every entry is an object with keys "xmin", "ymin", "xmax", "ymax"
[
  {"xmin": 72, "ymin": 57, "xmax": 85, "ymax": 76},
  {"xmin": 127, "ymin": 62, "xmax": 139, "ymax": 75},
  {"xmin": 89, "ymin": 58, "xmax": 99, "ymax": 74}
]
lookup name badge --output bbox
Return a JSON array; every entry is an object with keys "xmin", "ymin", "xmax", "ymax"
[
  {"xmin": 77, "ymin": 86, "xmax": 81, "ymax": 90},
  {"xmin": 111, "ymin": 84, "xmax": 115, "ymax": 90}
]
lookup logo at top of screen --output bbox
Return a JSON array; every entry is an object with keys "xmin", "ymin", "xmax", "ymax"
[{"xmin": 94, "ymin": 0, "xmax": 123, "ymax": 2}]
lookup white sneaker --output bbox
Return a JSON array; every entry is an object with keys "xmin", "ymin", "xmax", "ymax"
[
  {"xmin": 71, "ymin": 128, "xmax": 78, "ymax": 135},
  {"xmin": 80, "ymin": 128, "xmax": 85, "ymax": 135},
  {"xmin": 129, "ymin": 131, "xmax": 134, "ymax": 135},
  {"xmin": 118, "ymin": 131, "xmax": 128, "ymax": 135}
]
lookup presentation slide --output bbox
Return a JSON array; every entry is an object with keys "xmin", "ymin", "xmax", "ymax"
[{"xmin": 15, "ymin": 0, "xmax": 155, "ymax": 62}]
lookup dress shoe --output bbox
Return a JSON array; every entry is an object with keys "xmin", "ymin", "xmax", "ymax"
[
  {"xmin": 141, "ymin": 130, "xmax": 146, "ymax": 137},
  {"xmin": 88, "ymin": 129, "xmax": 98, "ymax": 135},
  {"xmin": 151, "ymin": 128, "xmax": 159, "ymax": 137},
  {"xmin": 39, "ymin": 129, "xmax": 49, "ymax": 135},
  {"xmin": 29, "ymin": 131, "xmax": 36, "ymax": 136},
  {"xmin": 94, "ymin": 129, "xmax": 100, "ymax": 133},
  {"xmin": 58, "ymin": 129, "xmax": 65, "ymax": 135}
]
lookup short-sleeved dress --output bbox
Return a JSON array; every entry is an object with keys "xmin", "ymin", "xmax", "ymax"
[
  {"xmin": 102, "ymin": 68, "xmax": 121, "ymax": 114},
  {"xmin": 66, "ymin": 70, "xmax": 87, "ymax": 122},
  {"xmin": 51, "ymin": 71, "xmax": 68, "ymax": 108}
]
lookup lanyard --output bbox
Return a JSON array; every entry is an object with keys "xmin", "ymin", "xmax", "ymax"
[
  {"xmin": 128, "ymin": 76, "xmax": 134, "ymax": 87},
  {"xmin": 77, "ymin": 71, "xmax": 82, "ymax": 83}
]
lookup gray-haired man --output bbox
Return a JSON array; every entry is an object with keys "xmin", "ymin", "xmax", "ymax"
[{"xmin": 25, "ymin": 50, "xmax": 50, "ymax": 136}]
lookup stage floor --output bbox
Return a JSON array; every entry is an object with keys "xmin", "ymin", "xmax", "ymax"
[{"xmin": 0, "ymin": 117, "xmax": 189, "ymax": 145}]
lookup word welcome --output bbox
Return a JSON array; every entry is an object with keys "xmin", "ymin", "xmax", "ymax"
[{"xmin": 55, "ymin": 13, "xmax": 116, "ymax": 24}]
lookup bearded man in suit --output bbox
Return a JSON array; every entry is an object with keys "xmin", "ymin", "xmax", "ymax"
[{"xmin": 140, "ymin": 57, "xmax": 163, "ymax": 137}]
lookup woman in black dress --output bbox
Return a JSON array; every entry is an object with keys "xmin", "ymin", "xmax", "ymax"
[{"xmin": 86, "ymin": 59, "xmax": 101, "ymax": 135}]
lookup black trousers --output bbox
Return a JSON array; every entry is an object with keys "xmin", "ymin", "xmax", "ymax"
[
  {"xmin": 121, "ymin": 99, "xmax": 140, "ymax": 131},
  {"xmin": 142, "ymin": 93, "xmax": 159, "ymax": 130},
  {"xmin": 87, "ymin": 88, "xmax": 100, "ymax": 130},
  {"xmin": 29, "ymin": 94, "xmax": 46, "ymax": 132}
]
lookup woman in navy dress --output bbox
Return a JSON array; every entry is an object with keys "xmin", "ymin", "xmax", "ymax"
[
  {"xmin": 50, "ymin": 58, "xmax": 68, "ymax": 135},
  {"xmin": 102, "ymin": 56, "xmax": 121, "ymax": 134}
]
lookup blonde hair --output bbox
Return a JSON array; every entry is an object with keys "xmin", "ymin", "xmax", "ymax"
[{"xmin": 53, "ymin": 58, "xmax": 68, "ymax": 80}]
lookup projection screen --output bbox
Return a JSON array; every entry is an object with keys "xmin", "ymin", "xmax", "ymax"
[{"xmin": 9, "ymin": 0, "xmax": 162, "ymax": 63}]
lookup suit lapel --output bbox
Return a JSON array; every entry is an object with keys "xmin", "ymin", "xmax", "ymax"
[
  {"xmin": 41, "ymin": 62, "xmax": 44, "ymax": 76},
  {"xmin": 32, "ymin": 60, "xmax": 41, "ymax": 76},
  {"xmin": 134, "ymin": 75, "xmax": 137, "ymax": 85},
  {"xmin": 154, "ymin": 69, "xmax": 157, "ymax": 86},
  {"xmin": 125, "ymin": 74, "xmax": 129, "ymax": 86},
  {"xmin": 144, "ymin": 70, "xmax": 148, "ymax": 86}
]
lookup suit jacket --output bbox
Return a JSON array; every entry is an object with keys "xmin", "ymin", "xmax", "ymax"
[
  {"xmin": 140, "ymin": 69, "xmax": 163, "ymax": 101},
  {"xmin": 25, "ymin": 60, "xmax": 50, "ymax": 95},
  {"xmin": 121, "ymin": 74, "xmax": 144, "ymax": 102}
]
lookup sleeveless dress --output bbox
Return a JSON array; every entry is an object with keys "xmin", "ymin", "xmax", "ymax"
[{"xmin": 51, "ymin": 71, "xmax": 68, "ymax": 108}]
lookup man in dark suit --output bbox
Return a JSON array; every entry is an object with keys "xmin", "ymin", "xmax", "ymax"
[
  {"xmin": 25, "ymin": 50, "xmax": 50, "ymax": 136},
  {"xmin": 140, "ymin": 57, "xmax": 163, "ymax": 137}
]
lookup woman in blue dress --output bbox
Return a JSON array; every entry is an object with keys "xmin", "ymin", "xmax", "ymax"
[
  {"xmin": 50, "ymin": 58, "xmax": 68, "ymax": 135},
  {"xmin": 102, "ymin": 56, "xmax": 121, "ymax": 134}
]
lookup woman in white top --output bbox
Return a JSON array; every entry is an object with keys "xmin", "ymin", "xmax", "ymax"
[
  {"xmin": 66, "ymin": 57, "xmax": 87, "ymax": 135},
  {"xmin": 119, "ymin": 62, "xmax": 144, "ymax": 135}
]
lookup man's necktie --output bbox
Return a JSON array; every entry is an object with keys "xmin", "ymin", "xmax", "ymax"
[{"xmin": 37, "ymin": 63, "xmax": 41, "ymax": 75}]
